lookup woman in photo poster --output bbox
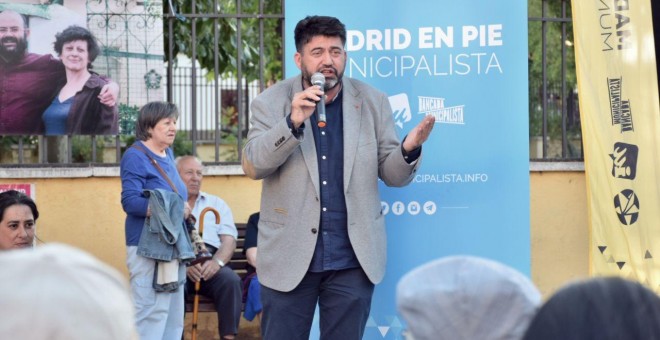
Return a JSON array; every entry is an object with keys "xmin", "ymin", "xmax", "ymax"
[{"xmin": 41, "ymin": 25, "xmax": 118, "ymax": 135}]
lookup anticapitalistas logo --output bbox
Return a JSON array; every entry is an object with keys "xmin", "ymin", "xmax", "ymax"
[{"xmin": 607, "ymin": 77, "xmax": 634, "ymax": 133}]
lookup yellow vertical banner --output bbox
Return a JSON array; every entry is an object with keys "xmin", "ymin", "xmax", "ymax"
[{"xmin": 572, "ymin": 0, "xmax": 660, "ymax": 289}]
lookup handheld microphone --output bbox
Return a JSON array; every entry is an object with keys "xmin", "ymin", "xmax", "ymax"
[{"xmin": 311, "ymin": 72, "xmax": 327, "ymax": 128}]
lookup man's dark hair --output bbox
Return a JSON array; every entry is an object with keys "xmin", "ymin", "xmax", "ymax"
[
  {"xmin": 0, "ymin": 190, "xmax": 39, "ymax": 222},
  {"xmin": 53, "ymin": 25, "xmax": 100, "ymax": 69},
  {"xmin": 294, "ymin": 15, "xmax": 346, "ymax": 52},
  {"xmin": 135, "ymin": 101, "xmax": 179, "ymax": 141}
]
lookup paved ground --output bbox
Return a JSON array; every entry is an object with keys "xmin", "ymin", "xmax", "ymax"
[{"xmin": 183, "ymin": 312, "xmax": 261, "ymax": 339}]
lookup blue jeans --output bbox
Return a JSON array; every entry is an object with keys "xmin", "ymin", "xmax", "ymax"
[
  {"xmin": 260, "ymin": 267, "xmax": 375, "ymax": 340},
  {"xmin": 127, "ymin": 246, "xmax": 184, "ymax": 340}
]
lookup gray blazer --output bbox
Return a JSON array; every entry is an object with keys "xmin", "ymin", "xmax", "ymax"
[{"xmin": 242, "ymin": 74, "xmax": 422, "ymax": 292}]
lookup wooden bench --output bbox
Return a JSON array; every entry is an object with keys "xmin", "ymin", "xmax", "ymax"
[{"xmin": 184, "ymin": 222, "xmax": 249, "ymax": 313}]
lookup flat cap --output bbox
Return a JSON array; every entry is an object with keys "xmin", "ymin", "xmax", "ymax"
[{"xmin": 397, "ymin": 255, "xmax": 541, "ymax": 340}]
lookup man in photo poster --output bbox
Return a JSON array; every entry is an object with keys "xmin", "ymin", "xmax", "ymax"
[
  {"xmin": 0, "ymin": 8, "xmax": 117, "ymax": 135},
  {"xmin": 242, "ymin": 15, "xmax": 435, "ymax": 340}
]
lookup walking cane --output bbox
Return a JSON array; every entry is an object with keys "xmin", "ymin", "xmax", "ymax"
[{"xmin": 191, "ymin": 207, "xmax": 220, "ymax": 340}]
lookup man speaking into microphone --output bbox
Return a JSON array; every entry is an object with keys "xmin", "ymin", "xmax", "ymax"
[{"xmin": 242, "ymin": 15, "xmax": 435, "ymax": 340}]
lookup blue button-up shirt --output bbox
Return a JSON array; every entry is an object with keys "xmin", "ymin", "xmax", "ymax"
[{"xmin": 307, "ymin": 89, "xmax": 361, "ymax": 272}]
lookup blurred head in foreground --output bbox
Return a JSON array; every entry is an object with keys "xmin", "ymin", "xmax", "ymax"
[
  {"xmin": 0, "ymin": 243, "xmax": 138, "ymax": 340},
  {"xmin": 397, "ymin": 255, "xmax": 541, "ymax": 340},
  {"xmin": 523, "ymin": 276, "xmax": 660, "ymax": 340}
]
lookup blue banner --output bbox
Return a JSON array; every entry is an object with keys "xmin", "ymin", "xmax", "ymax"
[{"xmin": 285, "ymin": 2, "xmax": 529, "ymax": 339}]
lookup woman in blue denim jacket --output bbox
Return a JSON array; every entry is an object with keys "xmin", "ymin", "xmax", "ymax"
[{"xmin": 120, "ymin": 101, "xmax": 190, "ymax": 340}]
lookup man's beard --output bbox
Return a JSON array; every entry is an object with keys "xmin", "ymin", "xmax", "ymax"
[
  {"xmin": 0, "ymin": 36, "xmax": 28, "ymax": 64},
  {"xmin": 303, "ymin": 66, "xmax": 343, "ymax": 91}
]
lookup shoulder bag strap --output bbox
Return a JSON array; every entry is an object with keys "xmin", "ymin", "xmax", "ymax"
[{"xmin": 131, "ymin": 144, "xmax": 178, "ymax": 194}]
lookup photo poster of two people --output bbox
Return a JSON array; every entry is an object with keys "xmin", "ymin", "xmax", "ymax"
[{"xmin": 0, "ymin": 1, "xmax": 121, "ymax": 136}]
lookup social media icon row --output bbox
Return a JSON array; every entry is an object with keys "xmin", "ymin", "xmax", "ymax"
[{"xmin": 381, "ymin": 201, "xmax": 437, "ymax": 216}]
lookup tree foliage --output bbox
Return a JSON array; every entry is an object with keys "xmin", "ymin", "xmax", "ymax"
[
  {"xmin": 163, "ymin": 0, "xmax": 284, "ymax": 85},
  {"xmin": 528, "ymin": 0, "xmax": 576, "ymax": 88},
  {"xmin": 528, "ymin": 0, "xmax": 580, "ymax": 143}
]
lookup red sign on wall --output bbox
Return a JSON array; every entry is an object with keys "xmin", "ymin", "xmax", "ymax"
[{"xmin": 0, "ymin": 184, "xmax": 34, "ymax": 199}]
